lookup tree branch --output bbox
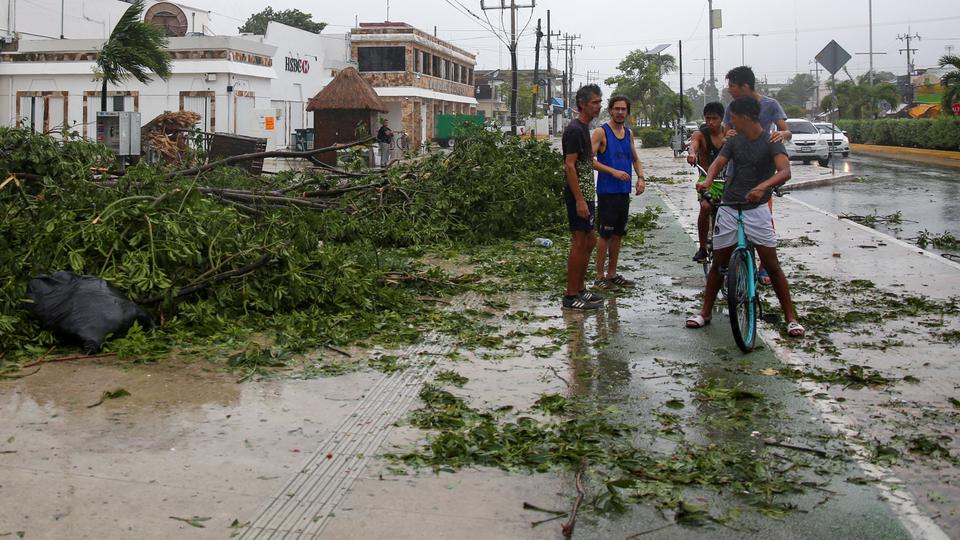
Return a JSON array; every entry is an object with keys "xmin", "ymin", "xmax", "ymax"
[{"xmin": 167, "ymin": 136, "xmax": 375, "ymax": 179}]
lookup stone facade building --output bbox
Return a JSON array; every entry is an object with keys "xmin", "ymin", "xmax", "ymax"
[{"xmin": 350, "ymin": 22, "xmax": 478, "ymax": 151}]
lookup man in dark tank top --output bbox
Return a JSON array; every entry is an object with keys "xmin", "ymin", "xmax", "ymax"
[{"xmin": 687, "ymin": 101, "xmax": 726, "ymax": 263}]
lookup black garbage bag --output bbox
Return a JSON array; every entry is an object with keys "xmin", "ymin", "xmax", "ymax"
[{"xmin": 26, "ymin": 272, "xmax": 154, "ymax": 354}]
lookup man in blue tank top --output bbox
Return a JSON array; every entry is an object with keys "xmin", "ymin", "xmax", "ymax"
[{"xmin": 590, "ymin": 96, "xmax": 646, "ymax": 291}]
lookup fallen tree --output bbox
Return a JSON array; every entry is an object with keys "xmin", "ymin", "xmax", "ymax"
[{"xmin": 0, "ymin": 124, "xmax": 565, "ymax": 357}]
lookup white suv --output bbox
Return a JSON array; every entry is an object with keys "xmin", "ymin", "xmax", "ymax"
[
  {"xmin": 814, "ymin": 122, "xmax": 850, "ymax": 157},
  {"xmin": 784, "ymin": 118, "xmax": 830, "ymax": 166}
]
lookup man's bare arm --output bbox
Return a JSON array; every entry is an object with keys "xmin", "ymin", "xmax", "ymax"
[
  {"xmin": 770, "ymin": 118, "xmax": 792, "ymax": 142},
  {"xmin": 686, "ymin": 130, "xmax": 704, "ymax": 164}
]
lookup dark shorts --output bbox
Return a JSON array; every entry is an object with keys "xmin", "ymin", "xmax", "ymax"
[
  {"xmin": 596, "ymin": 193, "xmax": 630, "ymax": 238},
  {"xmin": 564, "ymin": 189, "xmax": 595, "ymax": 233}
]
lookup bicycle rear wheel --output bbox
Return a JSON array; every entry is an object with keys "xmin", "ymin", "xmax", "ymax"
[{"xmin": 727, "ymin": 247, "xmax": 757, "ymax": 352}]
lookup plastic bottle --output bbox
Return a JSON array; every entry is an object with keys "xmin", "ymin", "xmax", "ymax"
[{"xmin": 533, "ymin": 237, "xmax": 553, "ymax": 248}]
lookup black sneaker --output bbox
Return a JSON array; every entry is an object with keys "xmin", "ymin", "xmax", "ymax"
[
  {"xmin": 693, "ymin": 247, "xmax": 708, "ymax": 263},
  {"xmin": 593, "ymin": 278, "xmax": 619, "ymax": 291},
  {"xmin": 609, "ymin": 274, "xmax": 635, "ymax": 288},
  {"xmin": 578, "ymin": 289, "xmax": 604, "ymax": 302},
  {"xmin": 562, "ymin": 294, "xmax": 602, "ymax": 311}
]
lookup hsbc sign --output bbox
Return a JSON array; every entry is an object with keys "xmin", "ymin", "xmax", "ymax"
[{"xmin": 285, "ymin": 57, "xmax": 310, "ymax": 74}]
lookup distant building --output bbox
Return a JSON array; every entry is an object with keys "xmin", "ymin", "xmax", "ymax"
[
  {"xmin": 0, "ymin": 0, "xmax": 351, "ymax": 149},
  {"xmin": 350, "ymin": 22, "xmax": 477, "ymax": 150}
]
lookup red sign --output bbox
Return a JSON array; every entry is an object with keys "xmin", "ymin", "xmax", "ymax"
[{"xmin": 953, "ymin": 103, "xmax": 960, "ymax": 115}]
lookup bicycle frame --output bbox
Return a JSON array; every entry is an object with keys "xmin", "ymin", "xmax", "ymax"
[{"xmin": 731, "ymin": 208, "xmax": 757, "ymax": 346}]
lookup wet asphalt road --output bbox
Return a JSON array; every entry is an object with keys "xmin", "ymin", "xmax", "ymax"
[{"xmin": 790, "ymin": 153, "xmax": 960, "ymax": 256}]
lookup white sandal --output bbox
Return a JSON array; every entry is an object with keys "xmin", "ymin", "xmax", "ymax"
[
  {"xmin": 786, "ymin": 321, "xmax": 805, "ymax": 337},
  {"xmin": 686, "ymin": 314, "xmax": 711, "ymax": 328}
]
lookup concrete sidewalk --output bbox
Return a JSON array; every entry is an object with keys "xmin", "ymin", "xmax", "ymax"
[{"xmin": 643, "ymin": 146, "xmax": 959, "ymax": 538}]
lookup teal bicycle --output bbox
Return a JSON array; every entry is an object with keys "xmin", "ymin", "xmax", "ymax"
[{"xmin": 714, "ymin": 188, "xmax": 785, "ymax": 353}]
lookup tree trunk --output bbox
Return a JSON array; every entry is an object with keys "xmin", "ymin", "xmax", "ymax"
[{"xmin": 101, "ymin": 78, "xmax": 108, "ymax": 113}]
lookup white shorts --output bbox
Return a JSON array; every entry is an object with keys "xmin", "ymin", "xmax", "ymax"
[{"xmin": 713, "ymin": 205, "xmax": 777, "ymax": 250}]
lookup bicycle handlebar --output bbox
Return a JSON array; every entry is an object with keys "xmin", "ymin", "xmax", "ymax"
[{"xmin": 708, "ymin": 186, "xmax": 788, "ymax": 207}]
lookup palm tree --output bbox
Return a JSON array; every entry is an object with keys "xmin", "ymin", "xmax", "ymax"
[
  {"xmin": 95, "ymin": 0, "xmax": 172, "ymax": 112},
  {"xmin": 940, "ymin": 55, "xmax": 960, "ymax": 116},
  {"xmin": 605, "ymin": 50, "xmax": 677, "ymax": 123}
]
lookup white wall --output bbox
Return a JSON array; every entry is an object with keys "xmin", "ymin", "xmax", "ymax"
[
  {"xmin": 2, "ymin": 0, "xmax": 213, "ymax": 40},
  {"xmin": 2, "ymin": 69, "xmax": 272, "ymax": 139},
  {"xmin": 262, "ymin": 22, "xmax": 352, "ymax": 147}
]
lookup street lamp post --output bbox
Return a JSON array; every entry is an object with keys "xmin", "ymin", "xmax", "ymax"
[{"xmin": 727, "ymin": 33, "xmax": 760, "ymax": 65}]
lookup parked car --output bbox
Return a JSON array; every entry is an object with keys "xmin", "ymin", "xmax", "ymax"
[
  {"xmin": 813, "ymin": 122, "xmax": 850, "ymax": 157},
  {"xmin": 783, "ymin": 118, "xmax": 830, "ymax": 166}
]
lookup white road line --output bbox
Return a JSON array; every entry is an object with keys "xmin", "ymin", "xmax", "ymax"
[{"xmin": 654, "ymin": 184, "xmax": 950, "ymax": 540}]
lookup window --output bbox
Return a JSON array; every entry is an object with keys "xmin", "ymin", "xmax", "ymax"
[
  {"xmin": 180, "ymin": 91, "xmax": 216, "ymax": 132},
  {"xmin": 357, "ymin": 46, "xmax": 406, "ymax": 72},
  {"xmin": 433, "ymin": 55, "xmax": 441, "ymax": 77},
  {"xmin": 445, "ymin": 60, "xmax": 452, "ymax": 80},
  {"xmin": 423, "ymin": 52, "xmax": 431, "ymax": 75},
  {"xmin": 16, "ymin": 91, "xmax": 68, "ymax": 134},
  {"xmin": 414, "ymin": 48, "xmax": 420, "ymax": 72}
]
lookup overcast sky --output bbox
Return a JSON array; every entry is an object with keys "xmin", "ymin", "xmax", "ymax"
[{"xmin": 192, "ymin": 0, "xmax": 959, "ymax": 92}]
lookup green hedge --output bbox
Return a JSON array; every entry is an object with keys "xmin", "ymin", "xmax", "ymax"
[
  {"xmin": 637, "ymin": 127, "xmax": 672, "ymax": 148},
  {"xmin": 836, "ymin": 119, "xmax": 960, "ymax": 151}
]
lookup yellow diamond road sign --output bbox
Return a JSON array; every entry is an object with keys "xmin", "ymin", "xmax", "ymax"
[{"xmin": 816, "ymin": 40, "xmax": 852, "ymax": 76}]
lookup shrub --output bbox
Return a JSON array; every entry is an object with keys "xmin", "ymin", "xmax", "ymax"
[
  {"xmin": 636, "ymin": 127, "xmax": 671, "ymax": 148},
  {"xmin": 835, "ymin": 118, "xmax": 960, "ymax": 150}
]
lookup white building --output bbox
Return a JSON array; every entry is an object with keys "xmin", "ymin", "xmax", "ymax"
[{"xmin": 0, "ymin": 0, "xmax": 351, "ymax": 149}]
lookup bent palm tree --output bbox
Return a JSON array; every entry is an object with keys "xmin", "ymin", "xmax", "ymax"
[
  {"xmin": 940, "ymin": 55, "xmax": 960, "ymax": 116},
  {"xmin": 95, "ymin": 0, "xmax": 172, "ymax": 112}
]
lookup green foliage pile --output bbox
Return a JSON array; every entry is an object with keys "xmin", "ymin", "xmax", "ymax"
[
  {"xmin": 0, "ymin": 125, "xmax": 564, "ymax": 357},
  {"xmin": 836, "ymin": 118, "xmax": 960, "ymax": 150},
  {"xmin": 636, "ymin": 127, "xmax": 671, "ymax": 148}
]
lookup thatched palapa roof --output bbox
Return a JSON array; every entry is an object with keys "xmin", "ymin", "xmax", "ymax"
[{"xmin": 306, "ymin": 67, "xmax": 387, "ymax": 112}]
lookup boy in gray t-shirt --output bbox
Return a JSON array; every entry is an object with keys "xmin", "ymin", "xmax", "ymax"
[{"xmin": 688, "ymin": 96, "xmax": 805, "ymax": 338}]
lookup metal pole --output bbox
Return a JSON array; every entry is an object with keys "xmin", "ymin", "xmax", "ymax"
[
  {"xmin": 708, "ymin": 0, "xmax": 715, "ymax": 95},
  {"xmin": 509, "ymin": 0, "xmax": 518, "ymax": 135},
  {"xmin": 532, "ymin": 18, "xmax": 541, "ymax": 117},
  {"xmin": 546, "ymin": 10, "xmax": 552, "ymax": 119},
  {"xmin": 60, "ymin": 0, "xmax": 64, "ymax": 39},
  {"xmin": 832, "ymin": 72, "xmax": 837, "ymax": 175},
  {"xmin": 868, "ymin": 0, "xmax": 873, "ymax": 85},
  {"xmin": 679, "ymin": 40, "xmax": 684, "ymax": 121},
  {"xmin": 741, "ymin": 34, "xmax": 745, "ymax": 64}
]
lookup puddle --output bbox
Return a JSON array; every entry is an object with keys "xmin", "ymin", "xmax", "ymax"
[{"xmin": 791, "ymin": 155, "xmax": 960, "ymax": 256}]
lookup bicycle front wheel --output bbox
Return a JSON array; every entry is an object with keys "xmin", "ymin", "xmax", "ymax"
[{"xmin": 727, "ymin": 248, "xmax": 757, "ymax": 352}]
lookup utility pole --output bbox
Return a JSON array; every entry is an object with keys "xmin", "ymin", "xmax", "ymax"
[
  {"xmin": 532, "ymin": 18, "xmax": 542, "ymax": 117},
  {"xmin": 679, "ymin": 40, "xmax": 684, "ymax": 121},
  {"xmin": 868, "ymin": 0, "xmax": 873, "ymax": 84},
  {"xmin": 557, "ymin": 33, "xmax": 581, "ymax": 118},
  {"xmin": 708, "ymin": 0, "xmax": 715, "ymax": 99},
  {"xmin": 481, "ymin": 0, "xmax": 536, "ymax": 135},
  {"xmin": 855, "ymin": 50, "xmax": 887, "ymax": 83},
  {"xmin": 586, "ymin": 70, "xmax": 599, "ymax": 85},
  {"xmin": 545, "ymin": 10, "xmax": 560, "ymax": 125},
  {"xmin": 693, "ymin": 57, "xmax": 709, "ymax": 108},
  {"xmin": 897, "ymin": 30, "xmax": 921, "ymax": 78},
  {"xmin": 809, "ymin": 59, "xmax": 822, "ymax": 116},
  {"xmin": 727, "ymin": 33, "xmax": 759, "ymax": 65}
]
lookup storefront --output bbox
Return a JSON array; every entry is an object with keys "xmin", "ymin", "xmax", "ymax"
[{"xmin": 1, "ymin": 0, "xmax": 351, "ymax": 149}]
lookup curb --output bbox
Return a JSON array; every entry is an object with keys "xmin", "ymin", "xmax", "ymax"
[{"xmin": 851, "ymin": 144, "xmax": 960, "ymax": 168}]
